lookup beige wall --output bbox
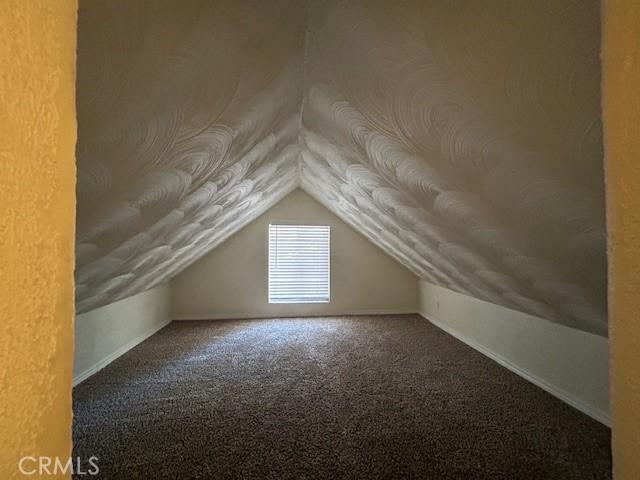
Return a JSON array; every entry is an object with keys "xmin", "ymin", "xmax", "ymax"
[
  {"xmin": 0, "ymin": 1, "xmax": 77, "ymax": 478},
  {"xmin": 172, "ymin": 189, "xmax": 418, "ymax": 319},
  {"xmin": 602, "ymin": 0, "xmax": 640, "ymax": 476},
  {"xmin": 74, "ymin": 284, "xmax": 171, "ymax": 384},
  {"xmin": 419, "ymin": 281, "xmax": 609, "ymax": 425}
]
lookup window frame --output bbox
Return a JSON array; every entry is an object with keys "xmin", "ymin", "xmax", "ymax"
[{"xmin": 267, "ymin": 223, "xmax": 331, "ymax": 304}]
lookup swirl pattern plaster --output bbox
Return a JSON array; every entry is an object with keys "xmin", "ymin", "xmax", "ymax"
[
  {"xmin": 300, "ymin": 0, "xmax": 606, "ymax": 335},
  {"xmin": 76, "ymin": 0, "xmax": 607, "ymax": 336},
  {"xmin": 76, "ymin": 0, "xmax": 305, "ymax": 313}
]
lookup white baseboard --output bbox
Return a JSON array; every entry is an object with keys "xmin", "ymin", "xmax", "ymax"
[
  {"xmin": 418, "ymin": 311, "xmax": 610, "ymax": 426},
  {"xmin": 173, "ymin": 309, "xmax": 417, "ymax": 321},
  {"xmin": 73, "ymin": 318, "xmax": 171, "ymax": 386}
]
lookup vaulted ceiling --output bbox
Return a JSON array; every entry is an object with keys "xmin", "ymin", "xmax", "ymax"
[{"xmin": 76, "ymin": 0, "xmax": 606, "ymax": 336}]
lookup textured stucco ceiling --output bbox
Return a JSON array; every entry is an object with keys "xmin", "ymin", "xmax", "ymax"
[
  {"xmin": 76, "ymin": 0, "xmax": 606, "ymax": 336},
  {"xmin": 75, "ymin": 0, "xmax": 305, "ymax": 313}
]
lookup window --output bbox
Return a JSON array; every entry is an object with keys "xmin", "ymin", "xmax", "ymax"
[{"xmin": 268, "ymin": 224, "xmax": 330, "ymax": 303}]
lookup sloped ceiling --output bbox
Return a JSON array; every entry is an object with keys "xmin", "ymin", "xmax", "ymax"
[
  {"xmin": 75, "ymin": 0, "xmax": 305, "ymax": 312},
  {"xmin": 76, "ymin": 0, "xmax": 607, "ymax": 336}
]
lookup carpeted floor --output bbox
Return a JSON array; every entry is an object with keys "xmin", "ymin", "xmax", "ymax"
[{"xmin": 73, "ymin": 315, "xmax": 611, "ymax": 479}]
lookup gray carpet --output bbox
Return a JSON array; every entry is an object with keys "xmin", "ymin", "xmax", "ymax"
[{"xmin": 73, "ymin": 315, "xmax": 611, "ymax": 479}]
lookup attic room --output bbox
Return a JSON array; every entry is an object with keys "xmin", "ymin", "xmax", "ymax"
[{"xmin": 1, "ymin": 0, "xmax": 640, "ymax": 479}]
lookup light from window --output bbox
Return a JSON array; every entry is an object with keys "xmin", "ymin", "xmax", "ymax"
[{"xmin": 268, "ymin": 224, "xmax": 330, "ymax": 304}]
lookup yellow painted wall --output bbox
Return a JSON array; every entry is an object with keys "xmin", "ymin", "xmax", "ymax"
[
  {"xmin": 0, "ymin": 1, "xmax": 77, "ymax": 479},
  {"xmin": 602, "ymin": 1, "xmax": 640, "ymax": 478}
]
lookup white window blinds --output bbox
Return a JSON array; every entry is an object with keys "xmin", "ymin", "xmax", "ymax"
[{"xmin": 268, "ymin": 224, "xmax": 330, "ymax": 304}]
